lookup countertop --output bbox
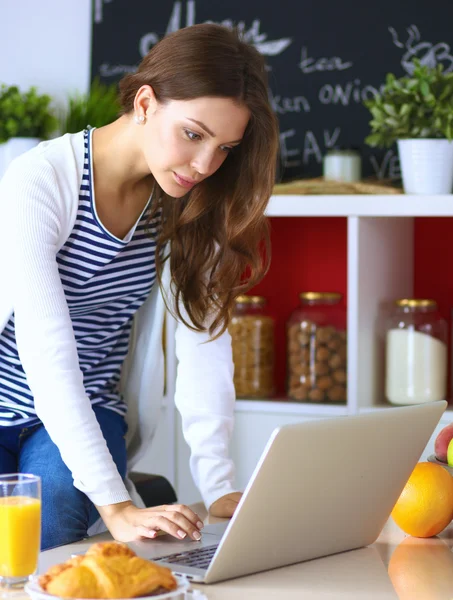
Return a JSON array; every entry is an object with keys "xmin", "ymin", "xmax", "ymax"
[{"xmin": 38, "ymin": 503, "xmax": 453, "ymax": 599}]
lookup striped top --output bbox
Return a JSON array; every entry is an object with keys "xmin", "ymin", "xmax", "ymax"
[{"xmin": 0, "ymin": 128, "xmax": 159, "ymax": 426}]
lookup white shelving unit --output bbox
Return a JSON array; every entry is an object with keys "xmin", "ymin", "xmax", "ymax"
[
  {"xmin": 140, "ymin": 194, "xmax": 453, "ymax": 504},
  {"xmin": 265, "ymin": 193, "xmax": 453, "ymax": 415},
  {"xmin": 266, "ymin": 194, "xmax": 453, "ymax": 217},
  {"xmin": 234, "ymin": 399, "xmax": 348, "ymax": 416}
]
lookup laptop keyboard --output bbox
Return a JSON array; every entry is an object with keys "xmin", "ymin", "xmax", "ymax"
[{"xmin": 154, "ymin": 544, "xmax": 218, "ymax": 569}]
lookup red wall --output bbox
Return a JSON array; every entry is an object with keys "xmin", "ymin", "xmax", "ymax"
[
  {"xmin": 414, "ymin": 218, "xmax": 453, "ymax": 401},
  {"xmin": 250, "ymin": 217, "xmax": 348, "ymax": 397},
  {"xmin": 249, "ymin": 216, "xmax": 453, "ymax": 400}
]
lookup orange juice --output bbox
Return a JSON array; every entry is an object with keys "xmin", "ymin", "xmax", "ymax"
[{"xmin": 0, "ymin": 496, "xmax": 41, "ymax": 577}]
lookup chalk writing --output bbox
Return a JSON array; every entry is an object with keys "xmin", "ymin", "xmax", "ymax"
[
  {"xmin": 269, "ymin": 87, "xmax": 311, "ymax": 114},
  {"xmin": 99, "ymin": 64, "xmax": 137, "ymax": 77},
  {"xmin": 139, "ymin": 1, "xmax": 292, "ymax": 57},
  {"xmin": 93, "ymin": 0, "xmax": 113, "ymax": 24},
  {"xmin": 318, "ymin": 80, "xmax": 384, "ymax": 106},
  {"xmin": 140, "ymin": 34, "xmax": 160, "ymax": 56},
  {"xmin": 324, "ymin": 128, "xmax": 341, "ymax": 148},
  {"xmin": 299, "ymin": 47, "xmax": 353, "ymax": 74},
  {"xmin": 280, "ymin": 129, "xmax": 300, "ymax": 168},
  {"xmin": 92, "ymin": 3, "xmax": 453, "ymax": 179},
  {"xmin": 389, "ymin": 25, "xmax": 453, "ymax": 74},
  {"xmin": 280, "ymin": 128, "xmax": 342, "ymax": 168},
  {"xmin": 369, "ymin": 150, "xmax": 401, "ymax": 180}
]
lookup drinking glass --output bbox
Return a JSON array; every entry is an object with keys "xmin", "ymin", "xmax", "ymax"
[{"xmin": 0, "ymin": 474, "xmax": 41, "ymax": 596}]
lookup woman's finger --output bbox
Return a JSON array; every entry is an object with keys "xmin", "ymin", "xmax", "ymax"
[
  {"xmin": 163, "ymin": 504, "xmax": 204, "ymax": 529},
  {"xmin": 140, "ymin": 514, "xmax": 202, "ymax": 541},
  {"xmin": 136, "ymin": 525, "xmax": 158, "ymax": 539}
]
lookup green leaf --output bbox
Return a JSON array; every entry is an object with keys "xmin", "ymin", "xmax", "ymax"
[
  {"xmin": 439, "ymin": 85, "xmax": 453, "ymax": 101},
  {"xmin": 60, "ymin": 77, "xmax": 120, "ymax": 134},
  {"xmin": 370, "ymin": 106, "xmax": 384, "ymax": 120},
  {"xmin": 385, "ymin": 117, "xmax": 400, "ymax": 127},
  {"xmin": 0, "ymin": 83, "xmax": 58, "ymax": 141},
  {"xmin": 365, "ymin": 133, "xmax": 384, "ymax": 147},
  {"xmin": 419, "ymin": 127, "xmax": 433, "ymax": 137},
  {"xmin": 362, "ymin": 57, "xmax": 453, "ymax": 146},
  {"xmin": 383, "ymin": 103, "xmax": 397, "ymax": 116},
  {"xmin": 420, "ymin": 81, "xmax": 430, "ymax": 96}
]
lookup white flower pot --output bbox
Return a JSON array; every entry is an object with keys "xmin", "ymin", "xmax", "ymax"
[
  {"xmin": 0, "ymin": 137, "xmax": 41, "ymax": 180},
  {"xmin": 397, "ymin": 138, "xmax": 453, "ymax": 195}
]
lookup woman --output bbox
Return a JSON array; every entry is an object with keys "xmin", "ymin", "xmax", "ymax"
[{"xmin": 0, "ymin": 23, "xmax": 279, "ymax": 550}]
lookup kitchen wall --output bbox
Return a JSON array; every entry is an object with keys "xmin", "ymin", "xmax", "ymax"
[{"xmin": 1, "ymin": 0, "xmax": 91, "ymax": 107}]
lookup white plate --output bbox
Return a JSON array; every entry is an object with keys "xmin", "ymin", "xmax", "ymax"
[{"xmin": 25, "ymin": 574, "xmax": 190, "ymax": 600}]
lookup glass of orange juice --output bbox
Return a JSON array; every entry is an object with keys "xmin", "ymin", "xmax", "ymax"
[{"xmin": 0, "ymin": 474, "xmax": 41, "ymax": 595}]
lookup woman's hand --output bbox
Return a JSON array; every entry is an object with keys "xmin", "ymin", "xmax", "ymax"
[
  {"xmin": 209, "ymin": 492, "xmax": 243, "ymax": 518},
  {"xmin": 96, "ymin": 501, "xmax": 204, "ymax": 542}
]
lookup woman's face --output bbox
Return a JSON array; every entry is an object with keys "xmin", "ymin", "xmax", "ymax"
[{"xmin": 139, "ymin": 94, "xmax": 250, "ymax": 197}]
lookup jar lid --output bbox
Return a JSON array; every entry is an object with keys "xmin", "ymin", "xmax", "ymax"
[
  {"xmin": 395, "ymin": 298, "xmax": 437, "ymax": 309},
  {"xmin": 235, "ymin": 295, "xmax": 266, "ymax": 305},
  {"xmin": 299, "ymin": 292, "xmax": 343, "ymax": 301},
  {"xmin": 325, "ymin": 149, "xmax": 360, "ymax": 157}
]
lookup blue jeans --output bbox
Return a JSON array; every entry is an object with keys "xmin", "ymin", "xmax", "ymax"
[{"xmin": 0, "ymin": 406, "xmax": 128, "ymax": 550}]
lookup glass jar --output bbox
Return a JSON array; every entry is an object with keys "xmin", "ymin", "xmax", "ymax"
[
  {"xmin": 286, "ymin": 292, "xmax": 347, "ymax": 403},
  {"xmin": 385, "ymin": 299, "xmax": 448, "ymax": 405},
  {"xmin": 229, "ymin": 295, "xmax": 275, "ymax": 399},
  {"xmin": 323, "ymin": 149, "xmax": 362, "ymax": 182}
]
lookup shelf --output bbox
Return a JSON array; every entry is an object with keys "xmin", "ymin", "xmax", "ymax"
[
  {"xmin": 359, "ymin": 402, "xmax": 453, "ymax": 415},
  {"xmin": 235, "ymin": 399, "xmax": 348, "ymax": 416},
  {"xmin": 235, "ymin": 399, "xmax": 453, "ymax": 420},
  {"xmin": 267, "ymin": 194, "xmax": 453, "ymax": 217}
]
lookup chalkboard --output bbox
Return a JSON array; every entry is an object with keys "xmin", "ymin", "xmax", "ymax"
[{"xmin": 91, "ymin": 0, "xmax": 453, "ymax": 181}]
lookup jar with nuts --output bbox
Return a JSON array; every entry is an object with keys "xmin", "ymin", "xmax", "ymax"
[
  {"xmin": 287, "ymin": 292, "xmax": 347, "ymax": 403},
  {"xmin": 229, "ymin": 295, "xmax": 275, "ymax": 399}
]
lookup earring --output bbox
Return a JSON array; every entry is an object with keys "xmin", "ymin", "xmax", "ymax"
[{"xmin": 134, "ymin": 114, "xmax": 146, "ymax": 125}]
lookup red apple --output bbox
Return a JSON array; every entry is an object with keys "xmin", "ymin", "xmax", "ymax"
[{"xmin": 435, "ymin": 423, "xmax": 453, "ymax": 463}]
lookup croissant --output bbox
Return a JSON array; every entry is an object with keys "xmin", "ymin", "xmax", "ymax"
[{"xmin": 38, "ymin": 542, "xmax": 177, "ymax": 598}]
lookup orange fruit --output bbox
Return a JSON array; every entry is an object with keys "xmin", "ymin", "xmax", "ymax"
[
  {"xmin": 388, "ymin": 536, "xmax": 453, "ymax": 599},
  {"xmin": 391, "ymin": 462, "xmax": 453, "ymax": 538}
]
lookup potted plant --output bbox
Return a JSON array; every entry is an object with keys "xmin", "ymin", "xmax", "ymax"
[
  {"xmin": 0, "ymin": 84, "xmax": 58, "ymax": 178},
  {"xmin": 60, "ymin": 78, "xmax": 120, "ymax": 134},
  {"xmin": 364, "ymin": 59, "xmax": 453, "ymax": 194}
]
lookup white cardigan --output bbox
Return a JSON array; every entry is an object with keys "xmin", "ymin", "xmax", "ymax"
[{"xmin": 0, "ymin": 132, "xmax": 238, "ymax": 510}]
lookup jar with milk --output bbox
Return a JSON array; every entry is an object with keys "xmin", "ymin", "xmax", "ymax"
[{"xmin": 385, "ymin": 299, "xmax": 448, "ymax": 405}]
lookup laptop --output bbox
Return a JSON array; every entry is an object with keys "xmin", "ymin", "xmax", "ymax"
[{"xmin": 130, "ymin": 401, "xmax": 446, "ymax": 584}]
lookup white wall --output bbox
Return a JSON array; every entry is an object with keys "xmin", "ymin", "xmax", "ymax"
[{"xmin": 0, "ymin": 0, "xmax": 92, "ymax": 108}]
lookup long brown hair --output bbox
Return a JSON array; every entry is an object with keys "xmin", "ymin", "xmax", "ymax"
[{"xmin": 119, "ymin": 23, "xmax": 279, "ymax": 337}]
